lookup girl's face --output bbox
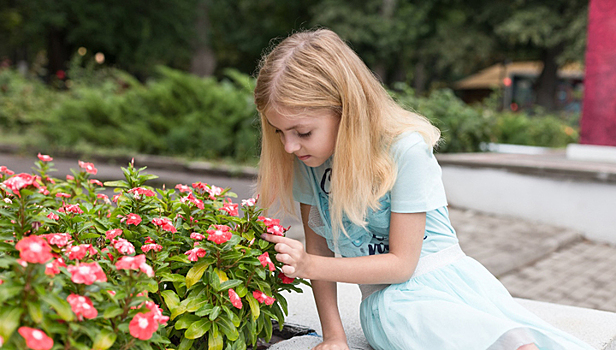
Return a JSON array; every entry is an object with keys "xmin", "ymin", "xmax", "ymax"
[{"xmin": 266, "ymin": 107, "xmax": 340, "ymax": 167}]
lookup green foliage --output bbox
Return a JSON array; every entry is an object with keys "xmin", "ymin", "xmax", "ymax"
[{"xmin": 0, "ymin": 157, "xmax": 304, "ymax": 349}]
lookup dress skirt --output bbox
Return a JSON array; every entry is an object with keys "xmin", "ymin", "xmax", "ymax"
[{"xmin": 359, "ymin": 255, "xmax": 596, "ymax": 350}]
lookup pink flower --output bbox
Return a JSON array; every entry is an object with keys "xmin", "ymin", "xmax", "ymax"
[
  {"xmin": 175, "ymin": 184, "xmax": 192, "ymax": 193},
  {"xmin": 278, "ymin": 272, "xmax": 295, "ymax": 284},
  {"xmin": 18, "ymin": 327, "xmax": 53, "ymax": 350},
  {"xmin": 241, "ymin": 195, "xmax": 259, "ymax": 207},
  {"xmin": 106, "ymin": 228, "xmax": 123, "ymax": 240},
  {"xmin": 141, "ymin": 244, "xmax": 162, "ymax": 253},
  {"xmin": 37, "ymin": 153, "xmax": 53, "ymax": 162},
  {"xmin": 66, "ymin": 244, "xmax": 97, "ymax": 260},
  {"xmin": 90, "ymin": 179, "xmax": 104, "ymax": 186},
  {"xmin": 128, "ymin": 187, "xmax": 156, "ymax": 198},
  {"xmin": 206, "ymin": 225, "xmax": 232, "ymax": 244},
  {"xmin": 67, "ymin": 262, "xmax": 107, "ymax": 285},
  {"xmin": 180, "ymin": 192, "xmax": 204, "ymax": 210},
  {"xmin": 66, "ymin": 174, "xmax": 74, "ymax": 181},
  {"xmin": 58, "ymin": 204, "xmax": 83, "ymax": 214},
  {"xmin": 190, "ymin": 232, "xmax": 205, "ymax": 240},
  {"xmin": 0, "ymin": 166, "xmax": 15, "ymax": 176},
  {"xmin": 152, "ymin": 217, "xmax": 176, "ymax": 233},
  {"xmin": 116, "ymin": 254, "xmax": 143, "ymax": 269},
  {"xmin": 126, "ymin": 213, "xmax": 142, "ymax": 226},
  {"xmin": 56, "ymin": 192, "xmax": 71, "ymax": 198},
  {"xmin": 145, "ymin": 301, "xmax": 169, "ymax": 325},
  {"xmin": 38, "ymin": 186, "xmax": 50, "ymax": 195},
  {"xmin": 113, "ymin": 238, "xmax": 135, "ymax": 255},
  {"xmin": 252, "ymin": 290, "xmax": 275, "ymax": 305},
  {"xmin": 144, "ymin": 236, "xmax": 156, "ymax": 244},
  {"xmin": 67, "ymin": 294, "xmax": 98, "ymax": 320},
  {"xmin": 1, "ymin": 173, "xmax": 39, "ymax": 196},
  {"xmin": 219, "ymin": 198, "xmax": 239, "ymax": 216},
  {"xmin": 228, "ymin": 288, "xmax": 242, "ymax": 309},
  {"xmin": 46, "ymin": 212, "xmax": 59, "ymax": 220},
  {"xmin": 41, "ymin": 233, "xmax": 71, "ymax": 247},
  {"xmin": 258, "ymin": 216, "xmax": 280, "ymax": 227},
  {"xmin": 45, "ymin": 257, "xmax": 66, "ymax": 276},
  {"xmin": 15, "ymin": 236, "xmax": 53, "ymax": 264},
  {"xmin": 267, "ymin": 224, "xmax": 287, "ymax": 236},
  {"xmin": 96, "ymin": 193, "xmax": 109, "ymax": 203},
  {"xmin": 185, "ymin": 247, "xmax": 207, "ymax": 261},
  {"xmin": 78, "ymin": 160, "xmax": 97, "ymax": 175},
  {"xmin": 191, "ymin": 182, "xmax": 208, "ymax": 191},
  {"xmin": 112, "ymin": 194, "xmax": 121, "ymax": 202},
  {"xmin": 205, "ymin": 185, "xmax": 223, "ymax": 199},
  {"xmin": 129, "ymin": 312, "xmax": 158, "ymax": 340},
  {"xmin": 258, "ymin": 252, "xmax": 275, "ymax": 272}
]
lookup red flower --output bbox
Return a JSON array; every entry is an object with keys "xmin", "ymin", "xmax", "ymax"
[
  {"xmin": 258, "ymin": 252, "xmax": 275, "ymax": 272},
  {"xmin": 0, "ymin": 166, "xmax": 15, "ymax": 176},
  {"xmin": 58, "ymin": 204, "xmax": 83, "ymax": 214},
  {"xmin": 2, "ymin": 173, "xmax": 39, "ymax": 196},
  {"xmin": 67, "ymin": 262, "xmax": 107, "ymax": 285},
  {"xmin": 90, "ymin": 179, "xmax": 104, "ymax": 186},
  {"xmin": 45, "ymin": 257, "xmax": 66, "ymax": 276},
  {"xmin": 112, "ymin": 238, "xmax": 135, "ymax": 255},
  {"xmin": 15, "ymin": 236, "xmax": 53, "ymax": 264},
  {"xmin": 96, "ymin": 193, "xmax": 109, "ymax": 202},
  {"xmin": 252, "ymin": 290, "xmax": 275, "ymax": 305},
  {"xmin": 258, "ymin": 216, "xmax": 280, "ymax": 227},
  {"xmin": 78, "ymin": 160, "xmax": 97, "ymax": 175},
  {"xmin": 141, "ymin": 243, "xmax": 162, "ymax": 253},
  {"xmin": 180, "ymin": 192, "xmax": 204, "ymax": 210},
  {"xmin": 190, "ymin": 232, "xmax": 205, "ymax": 240},
  {"xmin": 46, "ymin": 212, "xmax": 59, "ymax": 221},
  {"xmin": 219, "ymin": 198, "xmax": 239, "ymax": 216},
  {"xmin": 206, "ymin": 225, "xmax": 232, "ymax": 244},
  {"xmin": 56, "ymin": 70, "xmax": 66, "ymax": 80},
  {"xmin": 144, "ymin": 236, "xmax": 156, "ymax": 244},
  {"xmin": 66, "ymin": 244, "xmax": 96, "ymax": 260},
  {"xmin": 145, "ymin": 301, "xmax": 169, "ymax": 325},
  {"xmin": 126, "ymin": 213, "xmax": 142, "ymax": 226},
  {"xmin": 18, "ymin": 327, "xmax": 53, "ymax": 350},
  {"xmin": 128, "ymin": 187, "xmax": 156, "ymax": 198},
  {"xmin": 242, "ymin": 196, "xmax": 258, "ymax": 207},
  {"xmin": 185, "ymin": 247, "xmax": 207, "ymax": 261},
  {"xmin": 205, "ymin": 185, "xmax": 223, "ymax": 199},
  {"xmin": 175, "ymin": 184, "xmax": 192, "ymax": 193},
  {"xmin": 37, "ymin": 153, "xmax": 53, "ymax": 162},
  {"xmin": 38, "ymin": 186, "xmax": 50, "ymax": 195},
  {"xmin": 67, "ymin": 294, "xmax": 98, "ymax": 320},
  {"xmin": 41, "ymin": 233, "xmax": 71, "ymax": 247},
  {"xmin": 66, "ymin": 174, "xmax": 74, "ymax": 181},
  {"xmin": 105, "ymin": 228, "xmax": 123, "ymax": 240},
  {"xmin": 56, "ymin": 192, "xmax": 71, "ymax": 198},
  {"xmin": 267, "ymin": 224, "xmax": 287, "ymax": 236},
  {"xmin": 116, "ymin": 255, "xmax": 152, "ymax": 276},
  {"xmin": 278, "ymin": 272, "xmax": 295, "ymax": 284},
  {"xmin": 129, "ymin": 312, "xmax": 158, "ymax": 340},
  {"xmin": 152, "ymin": 217, "xmax": 176, "ymax": 233},
  {"xmin": 228, "ymin": 288, "xmax": 242, "ymax": 309}
]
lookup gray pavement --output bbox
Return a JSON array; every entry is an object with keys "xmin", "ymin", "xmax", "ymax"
[{"xmin": 1, "ymin": 151, "xmax": 615, "ymax": 315}]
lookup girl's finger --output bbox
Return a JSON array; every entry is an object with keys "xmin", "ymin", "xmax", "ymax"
[
  {"xmin": 281, "ymin": 264, "xmax": 296, "ymax": 276},
  {"xmin": 276, "ymin": 253, "xmax": 291, "ymax": 264}
]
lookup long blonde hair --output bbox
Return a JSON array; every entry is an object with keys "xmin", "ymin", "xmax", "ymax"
[{"xmin": 254, "ymin": 28, "xmax": 440, "ymax": 238}]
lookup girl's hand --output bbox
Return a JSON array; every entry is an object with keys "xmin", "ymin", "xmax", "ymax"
[
  {"xmin": 313, "ymin": 338, "xmax": 350, "ymax": 350},
  {"xmin": 261, "ymin": 233, "xmax": 312, "ymax": 279}
]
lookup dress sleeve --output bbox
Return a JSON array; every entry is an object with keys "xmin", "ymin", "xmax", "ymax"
[
  {"xmin": 292, "ymin": 159, "xmax": 317, "ymax": 206},
  {"xmin": 390, "ymin": 132, "xmax": 448, "ymax": 213}
]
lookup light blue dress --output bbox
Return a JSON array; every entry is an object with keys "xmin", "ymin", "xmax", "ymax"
[{"xmin": 293, "ymin": 131, "xmax": 595, "ymax": 350}]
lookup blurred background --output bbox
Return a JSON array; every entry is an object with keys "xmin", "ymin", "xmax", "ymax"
[{"xmin": 0, "ymin": 0, "xmax": 587, "ymax": 164}]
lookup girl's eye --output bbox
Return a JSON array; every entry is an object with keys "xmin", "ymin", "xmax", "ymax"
[
  {"xmin": 298, "ymin": 131, "xmax": 312, "ymax": 138},
  {"xmin": 274, "ymin": 129, "xmax": 282, "ymax": 134}
]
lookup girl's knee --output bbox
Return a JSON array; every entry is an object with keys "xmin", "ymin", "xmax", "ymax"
[{"xmin": 517, "ymin": 344, "xmax": 539, "ymax": 350}]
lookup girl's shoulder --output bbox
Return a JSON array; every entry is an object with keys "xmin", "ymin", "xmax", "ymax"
[{"xmin": 390, "ymin": 131, "xmax": 433, "ymax": 159}]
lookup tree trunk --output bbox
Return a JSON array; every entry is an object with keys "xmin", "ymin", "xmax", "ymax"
[
  {"xmin": 190, "ymin": 0, "xmax": 216, "ymax": 77},
  {"xmin": 47, "ymin": 27, "xmax": 69, "ymax": 83},
  {"xmin": 373, "ymin": 0, "xmax": 397, "ymax": 84},
  {"xmin": 413, "ymin": 60, "xmax": 426, "ymax": 95},
  {"xmin": 534, "ymin": 43, "xmax": 564, "ymax": 110}
]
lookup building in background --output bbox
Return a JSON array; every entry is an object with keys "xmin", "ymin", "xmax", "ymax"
[{"xmin": 453, "ymin": 61, "xmax": 584, "ymax": 113}]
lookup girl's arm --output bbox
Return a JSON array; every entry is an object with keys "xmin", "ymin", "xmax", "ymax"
[
  {"xmin": 300, "ymin": 204, "xmax": 349, "ymax": 349},
  {"xmin": 263, "ymin": 210, "xmax": 425, "ymax": 285}
]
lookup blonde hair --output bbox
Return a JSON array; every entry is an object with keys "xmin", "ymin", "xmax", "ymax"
[{"xmin": 254, "ymin": 28, "xmax": 440, "ymax": 239}]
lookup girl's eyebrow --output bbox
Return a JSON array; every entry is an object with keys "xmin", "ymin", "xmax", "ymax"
[{"xmin": 266, "ymin": 120, "xmax": 308, "ymax": 131}]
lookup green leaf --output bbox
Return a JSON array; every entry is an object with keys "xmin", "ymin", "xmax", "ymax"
[
  {"xmin": 142, "ymin": 278, "xmax": 159, "ymax": 293},
  {"xmin": 103, "ymin": 180, "xmax": 129, "ymax": 188},
  {"xmin": 175, "ymin": 314, "xmax": 201, "ymax": 330},
  {"xmin": 208, "ymin": 332, "xmax": 223, "ymax": 350},
  {"xmin": 186, "ymin": 259, "xmax": 212, "ymax": 289},
  {"xmin": 217, "ymin": 315, "xmax": 239, "ymax": 341},
  {"xmin": 195, "ymin": 303, "xmax": 214, "ymax": 317},
  {"xmin": 171, "ymin": 304, "xmax": 187, "ymax": 320},
  {"xmin": 246, "ymin": 293, "xmax": 260, "ymax": 321},
  {"xmin": 40, "ymin": 293, "xmax": 74, "ymax": 321},
  {"xmin": 0, "ymin": 307, "xmax": 23, "ymax": 340},
  {"xmin": 103, "ymin": 306, "xmax": 123, "ymax": 319},
  {"xmin": 27, "ymin": 301, "xmax": 43, "ymax": 323},
  {"xmin": 208, "ymin": 306, "xmax": 220, "ymax": 321},
  {"xmin": 91, "ymin": 328, "xmax": 117, "ymax": 350},
  {"xmin": 0, "ymin": 284, "xmax": 23, "ymax": 304},
  {"xmin": 79, "ymin": 232, "xmax": 101, "ymax": 240},
  {"xmin": 218, "ymin": 279, "xmax": 242, "ymax": 292},
  {"xmin": 184, "ymin": 319, "xmax": 211, "ymax": 339},
  {"xmin": 186, "ymin": 297, "xmax": 209, "ymax": 313},
  {"xmin": 160, "ymin": 290, "xmax": 180, "ymax": 310},
  {"xmin": 177, "ymin": 337, "xmax": 194, "ymax": 350},
  {"xmin": 235, "ymin": 284, "xmax": 248, "ymax": 298},
  {"xmin": 160, "ymin": 273, "xmax": 186, "ymax": 283}
]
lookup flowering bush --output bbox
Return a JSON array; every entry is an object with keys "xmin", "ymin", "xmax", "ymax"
[{"xmin": 0, "ymin": 155, "xmax": 304, "ymax": 350}]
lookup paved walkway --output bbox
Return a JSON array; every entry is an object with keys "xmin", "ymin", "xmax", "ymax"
[{"xmin": 2, "ymin": 152, "xmax": 616, "ymax": 314}]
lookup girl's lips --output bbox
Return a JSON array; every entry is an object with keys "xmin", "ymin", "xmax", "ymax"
[{"xmin": 297, "ymin": 155, "xmax": 311, "ymax": 160}]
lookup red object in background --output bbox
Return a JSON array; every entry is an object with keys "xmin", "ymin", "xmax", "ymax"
[
  {"xmin": 503, "ymin": 77, "xmax": 512, "ymax": 87},
  {"xmin": 56, "ymin": 70, "xmax": 66, "ymax": 80},
  {"xmin": 580, "ymin": 0, "xmax": 616, "ymax": 146}
]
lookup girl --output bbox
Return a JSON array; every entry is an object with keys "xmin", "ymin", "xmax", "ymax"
[{"xmin": 254, "ymin": 29, "xmax": 594, "ymax": 350}]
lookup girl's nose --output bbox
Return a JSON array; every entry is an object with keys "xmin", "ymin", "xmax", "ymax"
[{"xmin": 283, "ymin": 137, "xmax": 300, "ymax": 154}]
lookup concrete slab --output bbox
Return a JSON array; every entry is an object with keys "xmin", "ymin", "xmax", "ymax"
[{"xmin": 272, "ymin": 283, "xmax": 616, "ymax": 350}]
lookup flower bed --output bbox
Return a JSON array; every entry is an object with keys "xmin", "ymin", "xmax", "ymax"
[{"xmin": 0, "ymin": 155, "xmax": 305, "ymax": 350}]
